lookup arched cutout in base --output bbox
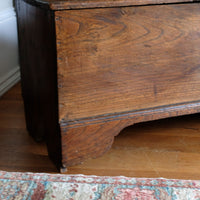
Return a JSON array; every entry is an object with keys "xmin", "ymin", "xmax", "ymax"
[
  {"xmin": 58, "ymin": 102, "xmax": 200, "ymax": 172},
  {"xmin": 60, "ymin": 119, "xmax": 134, "ymax": 171}
]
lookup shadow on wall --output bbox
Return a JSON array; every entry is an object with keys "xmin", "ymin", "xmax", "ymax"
[{"xmin": 0, "ymin": 6, "xmax": 20, "ymax": 96}]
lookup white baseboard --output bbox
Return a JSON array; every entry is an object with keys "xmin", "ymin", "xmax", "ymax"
[
  {"xmin": 0, "ymin": 7, "xmax": 20, "ymax": 97},
  {"xmin": 0, "ymin": 67, "xmax": 20, "ymax": 97}
]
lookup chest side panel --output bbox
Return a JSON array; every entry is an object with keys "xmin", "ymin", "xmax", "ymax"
[{"xmin": 56, "ymin": 4, "xmax": 200, "ymax": 121}]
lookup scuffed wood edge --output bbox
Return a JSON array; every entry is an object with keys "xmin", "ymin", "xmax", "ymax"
[
  {"xmin": 61, "ymin": 101, "xmax": 200, "ymax": 128},
  {"xmin": 21, "ymin": 0, "xmax": 196, "ymax": 10}
]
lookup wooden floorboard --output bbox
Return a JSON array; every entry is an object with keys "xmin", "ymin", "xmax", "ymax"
[{"xmin": 0, "ymin": 82, "xmax": 200, "ymax": 179}]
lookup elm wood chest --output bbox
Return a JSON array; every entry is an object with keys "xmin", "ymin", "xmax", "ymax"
[{"xmin": 16, "ymin": 0, "xmax": 200, "ymax": 171}]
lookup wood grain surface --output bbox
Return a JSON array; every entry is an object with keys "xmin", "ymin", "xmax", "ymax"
[
  {"xmin": 61, "ymin": 120, "xmax": 133, "ymax": 168},
  {"xmin": 2, "ymin": 83, "xmax": 200, "ymax": 180},
  {"xmin": 61, "ymin": 101, "xmax": 200, "ymax": 167},
  {"xmin": 15, "ymin": 0, "xmax": 63, "ymax": 169},
  {"xmin": 16, "ymin": 0, "xmax": 200, "ymax": 169},
  {"xmin": 56, "ymin": 4, "xmax": 200, "ymax": 122},
  {"xmin": 22, "ymin": 0, "xmax": 196, "ymax": 10}
]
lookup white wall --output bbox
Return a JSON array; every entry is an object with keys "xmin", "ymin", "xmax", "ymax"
[
  {"xmin": 0, "ymin": 0, "xmax": 20, "ymax": 96},
  {"xmin": 0, "ymin": 0, "xmax": 13, "ymax": 11}
]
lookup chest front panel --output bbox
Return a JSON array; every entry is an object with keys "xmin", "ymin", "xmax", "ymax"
[{"xmin": 56, "ymin": 4, "xmax": 200, "ymax": 121}]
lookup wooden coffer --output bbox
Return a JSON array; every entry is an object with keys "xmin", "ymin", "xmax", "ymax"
[{"xmin": 16, "ymin": 0, "xmax": 200, "ymax": 171}]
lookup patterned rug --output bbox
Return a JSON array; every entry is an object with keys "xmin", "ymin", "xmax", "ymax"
[{"xmin": 1, "ymin": 170, "xmax": 200, "ymax": 200}]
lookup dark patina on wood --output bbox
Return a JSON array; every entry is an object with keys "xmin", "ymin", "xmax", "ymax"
[
  {"xmin": 16, "ymin": 0, "xmax": 200, "ymax": 172},
  {"xmin": 21, "ymin": 0, "xmax": 197, "ymax": 10},
  {"xmin": 15, "ymin": 0, "xmax": 62, "ymax": 170}
]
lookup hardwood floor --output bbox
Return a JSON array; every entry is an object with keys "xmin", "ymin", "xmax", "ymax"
[{"xmin": 1, "ymin": 82, "xmax": 200, "ymax": 179}]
